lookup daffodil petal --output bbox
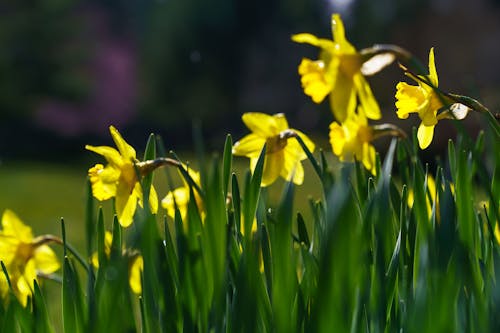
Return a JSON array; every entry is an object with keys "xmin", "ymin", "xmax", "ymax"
[
  {"xmin": 262, "ymin": 151, "xmax": 284, "ymax": 187},
  {"xmin": 162, "ymin": 187, "xmax": 190, "ymax": 219},
  {"xmin": 129, "ymin": 256, "xmax": 143, "ymax": 295},
  {"xmin": 85, "ymin": 145, "xmax": 123, "ymax": 167},
  {"xmin": 361, "ymin": 143, "xmax": 376, "ymax": 175},
  {"xmin": 242, "ymin": 112, "xmax": 281, "ymax": 138},
  {"xmin": 331, "ymin": 14, "xmax": 355, "ymax": 52},
  {"xmin": 395, "ymin": 82, "xmax": 425, "ymax": 119},
  {"xmin": 109, "ymin": 126, "xmax": 136, "ymax": 162},
  {"xmin": 232, "ymin": 134, "xmax": 266, "ymax": 158},
  {"xmin": 298, "ymin": 58, "xmax": 331, "ymax": 103},
  {"xmin": 282, "ymin": 149, "xmax": 305, "ymax": 185},
  {"xmin": 292, "ymin": 33, "xmax": 336, "ymax": 50},
  {"xmin": 417, "ymin": 123, "xmax": 435, "ymax": 149},
  {"xmin": 149, "ymin": 186, "xmax": 159, "ymax": 214},
  {"xmin": 0, "ymin": 235, "xmax": 19, "ymax": 265},
  {"xmin": 330, "ymin": 71, "xmax": 356, "ymax": 122},
  {"xmin": 115, "ymin": 182, "xmax": 138, "ymax": 227},
  {"xmin": 329, "ymin": 121, "xmax": 345, "ymax": 156},
  {"xmin": 1, "ymin": 210, "xmax": 33, "ymax": 243},
  {"xmin": 88, "ymin": 164, "xmax": 119, "ymax": 201},
  {"xmin": 428, "ymin": 47, "xmax": 438, "ymax": 87},
  {"xmin": 273, "ymin": 113, "xmax": 289, "ymax": 132},
  {"xmin": 33, "ymin": 245, "xmax": 60, "ymax": 274},
  {"xmin": 354, "ymin": 74, "xmax": 381, "ymax": 120}
]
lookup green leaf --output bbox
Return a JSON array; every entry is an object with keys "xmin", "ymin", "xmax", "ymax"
[
  {"xmin": 33, "ymin": 281, "xmax": 55, "ymax": 333},
  {"xmin": 222, "ymin": 134, "xmax": 233, "ymax": 198},
  {"xmin": 142, "ymin": 133, "xmax": 157, "ymax": 211},
  {"xmin": 62, "ymin": 257, "xmax": 85, "ymax": 333}
]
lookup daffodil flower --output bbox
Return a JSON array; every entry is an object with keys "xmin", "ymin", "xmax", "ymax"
[
  {"xmin": 86, "ymin": 125, "xmax": 158, "ymax": 227},
  {"xmin": 396, "ymin": 48, "xmax": 469, "ymax": 149},
  {"xmin": 161, "ymin": 166, "xmax": 203, "ymax": 220},
  {"xmin": 0, "ymin": 210, "xmax": 60, "ymax": 306},
  {"xmin": 292, "ymin": 13, "xmax": 381, "ymax": 122},
  {"xmin": 232, "ymin": 112, "xmax": 315, "ymax": 187},
  {"xmin": 329, "ymin": 108, "xmax": 377, "ymax": 175},
  {"xmin": 91, "ymin": 231, "xmax": 143, "ymax": 295}
]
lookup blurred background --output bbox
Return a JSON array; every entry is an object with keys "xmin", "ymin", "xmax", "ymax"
[{"xmin": 1, "ymin": 0, "xmax": 499, "ymax": 238}]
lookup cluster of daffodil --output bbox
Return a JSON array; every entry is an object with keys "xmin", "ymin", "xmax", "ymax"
[{"xmin": 288, "ymin": 14, "xmax": 489, "ymax": 174}]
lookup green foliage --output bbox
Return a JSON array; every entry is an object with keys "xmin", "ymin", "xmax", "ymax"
[{"xmin": 0, "ymin": 126, "xmax": 499, "ymax": 332}]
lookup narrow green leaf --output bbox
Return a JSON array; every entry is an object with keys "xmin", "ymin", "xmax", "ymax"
[
  {"xmin": 33, "ymin": 281, "xmax": 55, "ymax": 333},
  {"xmin": 222, "ymin": 134, "xmax": 233, "ymax": 198},
  {"xmin": 296, "ymin": 213, "xmax": 310, "ymax": 248}
]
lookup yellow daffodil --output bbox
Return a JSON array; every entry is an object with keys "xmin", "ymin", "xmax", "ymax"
[
  {"xmin": 0, "ymin": 210, "xmax": 60, "ymax": 306},
  {"xmin": 232, "ymin": 112, "xmax": 315, "ymax": 187},
  {"xmin": 86, "ymin": 125, "xmax": 158, "ymax": 227},
  {"xmin": 395, "ymin": 48, "xmax": 468, "ymax": 149},
  {"xmin": 161, "ymin": 166, "xmax": 203, "ymax": 220},
  {"xmin": 292, "ymin": 13, "xmax": 381, "ymax": 122},
  {"xmin": 329, "ymin": 108, "xmax": 376, "ymax": 175},
  {"xmin": 91, "ymin": 231, "xmax": 143, "ymax": 295}
]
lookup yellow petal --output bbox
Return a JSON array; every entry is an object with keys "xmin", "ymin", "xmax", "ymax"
[
  {"xmin": 353, "ymin": 74, "xmax": 381, "ymax": 120},
  {"xmin": 17, "ymin": 260, "xmax": 36, "ymax": 307},
  {"xmin": 33, "ymin": 245, "xmax": 60, "ymax": 274},
  {"xmin": 330, "ymin": 70, "xmax": 356, "ymax": 122},
  {"xmin": 109, "ymin": 126, "xmax": 136, "ymax": 162},
  {"xmin": 395, "ymin": 82, "xmax": 426, "ymax": 119},
  {"xmin": 232, "ymin": 134, "xmax": 266, "ymax": 158},
  {"xmin": 88, "ymin": 164, "xmax": 119, "ymax": 201},
  {"xmin": 428, "ymin": 47, "xmax": 438, "ymax": 87},
  {"xmin": 361, "ymin": 143, "xmax": 377, "ymax": 175},
  {"xmin": 149, "ymin": 186, "xmax": 159, "ymax": 214},
  {"xmin": 298, "ymin": 58, "xmax": 331, "ymax": 103},
  {"xmin": 1, "ymin": 210, "xmax": 33, "ymax": 243},
  {"xmin": 252, "ymin": 151, "xmax": 284, "ymax": 187},
  {"xmin": 291, "ymin": 33, "xmax": 336, "ymax": 50},
  {"xmin": 417, "ymin": 123, "xmax": 435, "ymax": 149},
  {"xmin": 282, "ymin": 148, "xmax": 305, "ymax": 185},
  {"xmin": 242, "ymin": 112, "xmax": 281, "ymax": 137},
  {"xmin": 329, "ymin": 121, "xmax": 346, "ymax": 156},
  {"xmin": 285, "ymin": 129, "xmax": 315, "ymax": 161},
  {"xmin": 85, "ymin": 145, "xmax": 124, "ymax": 167},
  {"xmin": 331, "ymin": 14, "xmax": 355, "ymax": 52},
  {"xmin": 162, "ymin": 187, "xmax": 190, "ymax": 219},
  {"xmin": 273, "ymin": 113, "xmax": 289, "ymax": 132},
  {"xmin": 129, "ymin": 256, "xmax": 143, "ymax": 295},
  {"xmin": 0, "ymin": 235, "xmax": 19, "ymax": 265},
  {"xmin": 115, "ymin": 182, "xmax": 138, "ymax": 227}
]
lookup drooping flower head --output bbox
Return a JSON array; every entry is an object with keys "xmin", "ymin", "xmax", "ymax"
[
  {"xmin": 161, "ymin": 166, "xmax": 203, "ymax": 220},
  {"xmin": 232, "ymin": 112, "xmax": 315, "ymax": 187},
  {"xmin": 329, "ymin": 107, "xmax": 377, "ymax": 175},
  {"xmin": 86, "ymin": 125, "xmax": 158, "ymax": 227},
  {"xmin": 395, "ymin": 48, "xmax": 467, "ymax": 149},
  {"xmin": 292, "ymin": 13, "xmax": 381, "ymax": 122},
  {"xmin": 0, "ymin": 210, "xmax": 60, "ymax": 306}
]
